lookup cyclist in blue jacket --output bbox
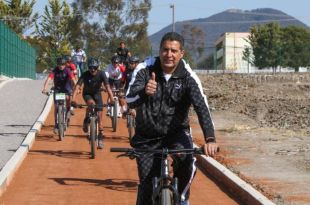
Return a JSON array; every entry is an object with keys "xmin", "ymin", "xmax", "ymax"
[{"xmin": 126, "ymin": 32, "xmax": 218, "ymax": 205}]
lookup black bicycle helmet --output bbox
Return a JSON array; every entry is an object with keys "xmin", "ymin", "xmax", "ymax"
[
  {"xmin": 64, "ymin": 55, "xmax": 72, "ymax": 62},
  {"xmin": 111, "ymin": 55, "xmax": 121, "ymax": 64},
  {"xmin": 56, "ymin": 57, "xmax": 66, "ymax": 65},
  {"xmin": 87, "ymin": 57, "xmax": 100, "ymax": 69},
  {"xmin": 129, "ymin": 56, "xmax": 140, "ymax": 63}
]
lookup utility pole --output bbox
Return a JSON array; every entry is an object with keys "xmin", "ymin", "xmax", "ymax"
[{"xmin": 170, "ymin": 4, "xmax": 175, "ymax": 32}]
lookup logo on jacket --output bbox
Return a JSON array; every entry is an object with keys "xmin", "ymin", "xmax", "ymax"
[{"xmin": 175, "ymin": 84, "xmax": 182, "ymax": 89}]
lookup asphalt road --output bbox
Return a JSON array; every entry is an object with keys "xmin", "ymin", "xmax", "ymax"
[{"xmin": 0, "ymin": 79, "xmax": 48, "ymax": 169}]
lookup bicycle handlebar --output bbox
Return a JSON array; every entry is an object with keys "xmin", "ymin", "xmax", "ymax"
[
  {"xmin": 110, "ymin": 147, "xmax": 206, "ymax": 155},
  {"xmin": 71, "ymin": 103, "xmax": 110, "ymax": 109}
]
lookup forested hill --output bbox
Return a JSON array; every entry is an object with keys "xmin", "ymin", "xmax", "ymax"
[{"xmin": 149, "ymin": 8, "xmax": 309, "ymax": 53}]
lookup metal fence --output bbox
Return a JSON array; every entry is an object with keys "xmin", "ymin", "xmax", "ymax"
[{"xmin": 0, "ymin": 21, "xmax": 36, "ymax": 79}]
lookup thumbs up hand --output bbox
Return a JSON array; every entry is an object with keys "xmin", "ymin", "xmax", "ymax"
[{"xmin": 145, "ymin": 72, "xmax": 157, "ymax": 96}]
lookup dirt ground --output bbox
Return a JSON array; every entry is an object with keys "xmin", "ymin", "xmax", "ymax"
[{"xmin": 195, "ymin": 72, "xmax": 310, "ymax": 205}]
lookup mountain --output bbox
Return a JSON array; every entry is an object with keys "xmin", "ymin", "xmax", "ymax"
[{"xmin": 148, "ymin": 8, "xmax": 309, "ymax": 55}]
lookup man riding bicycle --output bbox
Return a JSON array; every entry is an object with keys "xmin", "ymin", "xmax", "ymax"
[
  {"xmin": 115, "ymin": 41, "xmax": 131, "ymax": 68},
  {"xmin": 126, "ymin": 32, "xmax": 218, "ymax": 205},
  {"xmin": 64, "ymin": 55, "xmax": 78, "ymax": 81},
  {"xmin": 71, "ymin": 57, "xmax": 114, "ymax": 149},
  {"xmin": 123, "ymin": 56, "xmax": 140, "ymax": 117},
  {"xmin": 105, "ymin": 55, "xmax": 127, "ymax": 117},
  {"xmin": 42, "ymin": 57, "xmax": 76, "ymax": 134}
]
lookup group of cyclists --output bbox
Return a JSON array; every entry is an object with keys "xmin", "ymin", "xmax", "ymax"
[
  {"xmin": 42, "ymin": 33, "xmax": 218, "ymax": 205},
  {"xmin": 42, "ymin": 41, "xmax": 139, "ymax": 149}
]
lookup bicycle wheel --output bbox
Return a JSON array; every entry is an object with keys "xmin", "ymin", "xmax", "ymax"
[
  {"xmin": 89, "ymin": 117, "xmax": 97, "ymax": 159},
  {"xmin": 160, "ymin": 188, "xmax": 173, "ymax": 205},
  {"xmin": 57, "ymin": 105, "xmax": 65, "ymax": 141},
  {"xmin": 111, "ymin": 100, "xmax": 118, "ymax": 132}
]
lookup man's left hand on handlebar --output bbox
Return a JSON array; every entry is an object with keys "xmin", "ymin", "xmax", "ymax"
[{"xmin": 203, "ymin": 142, "xmax": 218, "ymax": 157}]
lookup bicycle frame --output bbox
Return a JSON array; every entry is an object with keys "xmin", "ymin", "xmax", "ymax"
[
  {"xmin": 54, "ymin": 92, "xmax": 70, "ymax": 141},
  {"xmin": 110, "ymin": 147, "xmax": 205, "ymax": 205},
  {"xmin": 74, "ymin": 103, "xmax": 108, "ymax": 158}
]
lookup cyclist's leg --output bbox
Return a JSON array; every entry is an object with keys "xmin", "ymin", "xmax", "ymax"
[
  {"xmin": 93, "ymin": 92, "xmax": 104, "ymax": 131},
  {"xmin": 82, "ymin": 94, "xmax": 95, "ymax": 133},
  {"xmin": 133, "ymin": 139, "xmax": 162, "ymax": 205},
  {"xmin": 167, "ymin": 129, "xmax": 195, "ymax": 203},
  {"xmin": 114, "ymin": 79, "xmax": 124, "ymax": 117}
]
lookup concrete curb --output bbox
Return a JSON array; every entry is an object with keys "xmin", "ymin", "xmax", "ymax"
[
  {"xmin": 0, "ymin": 94, "xmax": 53, "ymax": 196},
  {"xmin": 195, "ymin": 147, "xmax": 276, "ymax": 205},
  {"xmin": 0, "ymin": 79, "xmax": 13, "ymax": 90}
]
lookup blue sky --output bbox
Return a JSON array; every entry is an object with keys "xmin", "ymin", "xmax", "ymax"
[{"xmin": 34, "ymin": 0, "xmax": 310, "ymax": 35}]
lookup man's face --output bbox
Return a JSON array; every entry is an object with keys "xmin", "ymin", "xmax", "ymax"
[
  {"xmin": 129, "ymin": 62, "xmax": 137, "ymax": 70},
  {"xmin": 120, "ymin": 43, "xmax": 125, "ymax": 49},
  {"xmin": 112, "ymin": 62, "xmax": 119, "ymax": 68},
  {"xmin": 89, "ymin": 67, "xmax": 98, "ymax": 75},
  {"xmin": 159, "ymin": 40, "xmax": 184, "ymax": 73},
  {"xmin": 59, "ymin": 65, "xmax": 66, "ymax": 70}
]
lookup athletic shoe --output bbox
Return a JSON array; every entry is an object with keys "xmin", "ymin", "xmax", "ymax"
[
  {"xmin": 98, "ymin": 132, "xmax": 104, "ymax": 149},
  {"xmin": 53, "ymin": 126, "xmax": 58, "ymax": 134},
  {"xmin": 106, "ymin": 106, "xmax": 111, "ymax": 116},
  {"xmin": 70, "ymin": 107, "xmax": 75, "ymax": 116},
  {"xmin": 83, "ymin": 118, "xmax": 89, "ymax": 133},
  {"xmin": 181, "ymin": 200, "xmax": 190, "ymax": 205}
]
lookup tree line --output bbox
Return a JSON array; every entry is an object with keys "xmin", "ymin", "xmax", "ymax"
[
  {"xmin": 244, "ymin": 22, "xmax": 310, "ymax": 72},
  {"xmin": 0, "ymin": 0, "xmax": 151, "ymax": 72}
]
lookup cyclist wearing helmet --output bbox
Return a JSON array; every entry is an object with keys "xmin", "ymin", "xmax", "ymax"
[
  {"xmin": 105, "ymin": 56, "xmax": 126, "ymax": 117},
  {"xmin": 122, "ymin": 56, "xmax": 140, "ymax": 118},
  {"xmin": 115, "ymin": 41, "xmax": 131, "ymax": 67},
  {"xmin": 124, "ymin": 56, "xmax": 140, "ymax": 91},
  {"xmin": 72, "ymin": 57, "xmax": 114, "ymax": 149},
  {"xmin": 64, "ymin": 55, "xmax": 78, "ymax": 80},
  {"xmin": 42, "ymin": 57, "xmax": 76, "ymax": 133}
]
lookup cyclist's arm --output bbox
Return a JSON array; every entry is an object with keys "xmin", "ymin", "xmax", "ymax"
[
  {"xmin": 187, "ymin": 73, "xmax": 215, "ymax": 143},
  {"xmin": 42, "ymin": 72, "xmax": 54, "ymax": 93},
  {"xmin": 100, "ymin": 70, "xmax": 114, "ymax": 103},
  {"xmin": 188, "ymin": 76, "xmax": 218, "ymax": 157},
  {"xmin": 72, "ymin": 77, "xmax": 83, "ymax": 101},
  {"xmin": 125, "ymin": 66, "xmax": 148, "ymax": 108}
]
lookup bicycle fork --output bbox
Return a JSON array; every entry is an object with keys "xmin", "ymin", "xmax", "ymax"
[{"xmin": 152, "ymin": 152, "xmax": 180, "ymax": 205}]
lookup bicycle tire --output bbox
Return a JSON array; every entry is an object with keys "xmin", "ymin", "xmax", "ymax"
[
  {"xmin": 112, "ymin": 100, "xmax": 118, "ymax": 132},
  {"xmin": 160, "ymin": 188, "xmax": 173, "ymax": 205},
  {"xmin": 57, "ymin": 105, "xmax": 65, "ymax": 141},
  {"xmin": 89, "ymin": 117, "xmax": 97, "ymax": 159}
]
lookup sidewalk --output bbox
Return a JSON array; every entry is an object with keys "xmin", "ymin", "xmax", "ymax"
[{"xmin": 0, "ymin": 79, "xmax": 48, "ymax": 170}]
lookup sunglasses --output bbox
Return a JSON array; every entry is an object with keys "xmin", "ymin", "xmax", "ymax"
[{"xmin": 89, "ymin": 66, "xmax": 98, "ymax": 71}]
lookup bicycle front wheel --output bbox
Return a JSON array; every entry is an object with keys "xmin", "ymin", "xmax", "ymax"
[
  {"xmin": 57, "ymin": 105, "xmax": 65, "ymax": 141},
  {"xmin": 160, "ymin": 188, "xmax": 173, "ymax": 205},
  {"xmin": 111, "ymin": 100, "xmax": 118, "ymax": 132},
  {"xmin": 89, "ymin": 117, "xmax": 97, "ymax": 159}
]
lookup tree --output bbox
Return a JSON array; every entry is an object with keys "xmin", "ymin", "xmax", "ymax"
[
  {"xmin": 35, "ymin": 0, "xmax": 73, "ymax": 68},
  {"xmin": 71, "ymin": 0, "xmax": 151, "ymax": 64},
  {"xmin": 281, "ymin": 26, "xmax": 310, "ymax": 72},
  {"xmin": 248, "ymin": 23, "xmax": 282, "ymax": 73},
  {"xmin": 181, "ymin": 23, "xmax": 205, "ymax": 66},
  {"xmin": 0, "ymin": 0, "xmax": 39, "ymax": 35}
]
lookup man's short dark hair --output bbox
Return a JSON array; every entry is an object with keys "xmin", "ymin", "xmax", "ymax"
[{"xmin": 160, "ymin": 32, "xmax": 184, "ymax": 50}]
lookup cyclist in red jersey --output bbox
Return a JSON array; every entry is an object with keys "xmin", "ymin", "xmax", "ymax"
[{"xmin": 42, "ymin": 57, "xmax": 76, "ymax": 133}]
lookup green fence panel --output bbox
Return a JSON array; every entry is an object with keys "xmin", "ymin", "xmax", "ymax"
[{"xmin": 0, "ymin": 21, "xmax": 36, "ymax": 79}]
